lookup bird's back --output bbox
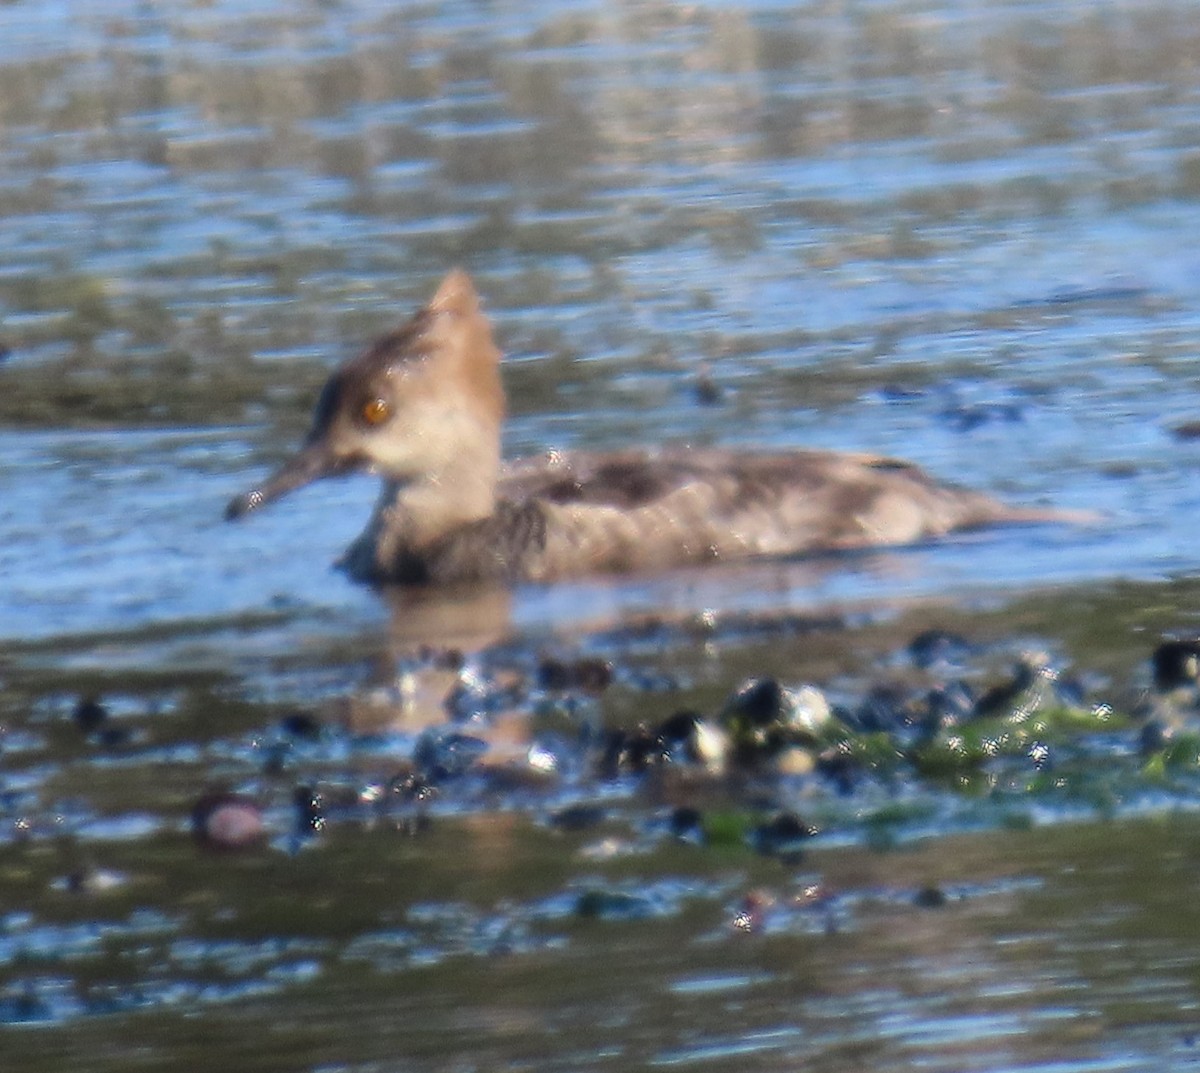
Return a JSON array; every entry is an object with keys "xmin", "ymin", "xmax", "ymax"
[{"xmin": 422, "ymin": 447, "xmax": 1022, "ymax": 584}]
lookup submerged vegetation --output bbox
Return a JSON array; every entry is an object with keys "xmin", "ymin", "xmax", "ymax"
[
  {"xmin": 5, "ymin": 589, "xmax": 1200, "ymax": 1035},
  {"xmin": 5, "ymin": 0, "xmax": 1200, "ymax": 1067}
]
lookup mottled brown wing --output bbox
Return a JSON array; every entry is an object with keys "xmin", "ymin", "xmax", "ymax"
[
  {"xmin": 496, "ymin": 448, "xmax": 1012, "ymax": 581},
  {"xmin": 498, "ymin": 449, "xmax": 711, "ymax": 509}
]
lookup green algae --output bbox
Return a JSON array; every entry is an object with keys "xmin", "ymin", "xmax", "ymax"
[
  {"xmin": 914, "ymin": 704, "xmax": 1131, "ymax": 779},
  {"xmin": 0, "ymin": 349, "xmax": 326, "ymax": 428}
]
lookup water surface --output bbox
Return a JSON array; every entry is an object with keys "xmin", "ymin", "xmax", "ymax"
[{"xmin": 3, "ymin": 1, "xmax": 1200, "ymax": 1070}]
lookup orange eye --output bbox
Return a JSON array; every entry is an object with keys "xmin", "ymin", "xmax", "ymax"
[{"xmin": 361, "ymin": 398, "xmax": 390, "ymax": 426}]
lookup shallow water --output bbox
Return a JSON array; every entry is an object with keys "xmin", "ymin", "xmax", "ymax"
[
  {"xmin": 4, "ymin": 0, "xmax": 1200, "ymax": 654},
  {"xmin": 4, "ymin": 0, "xmax": 1200, "ymax": 1069}
]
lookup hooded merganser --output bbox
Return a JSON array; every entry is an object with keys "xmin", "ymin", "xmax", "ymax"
[{"xmin": 226, "ymin": 271, "xmax": 1072, "ymax": 587}]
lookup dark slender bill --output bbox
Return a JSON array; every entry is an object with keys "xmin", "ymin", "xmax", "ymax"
[
  {"xmin": 225, "ymin": 442, "xmax": 346, "ymax": 521},
  {"xmin": 225, "ymin": 489, "xmax": 266, "ymax": 520}
]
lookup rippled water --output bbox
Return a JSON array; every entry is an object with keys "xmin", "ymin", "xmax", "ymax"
[
  {"xmin": 4, "ymin": 0, "xmax": 1200, "ymax": 1069},
  {"xmin": 5, "ymin": 0, "xmax": 1200, "ymax": 650}
]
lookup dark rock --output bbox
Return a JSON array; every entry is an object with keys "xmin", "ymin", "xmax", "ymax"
[
  {"xmin": 549, "ymin": 804, "xmax": 606, "ymax": 831},
  {"xmin": 575, "ymin": 887, "xmax": 655, "ymax": 920},
  {"xmin": 721, "ymin": 677, "xmax": 796, "ymax": 764},
  {"xmin": 926, "ymin": 681, "xmax": 976, "ymax": 727},
  {"xmin": 913, "ymin": 885, "xmax": 947, "ymax": 909},
  {"xmin": 693, "ymin": 368, "xmax": 723, "ymax": 406},
  {"xmin": 536, "ymin": 657, "xmax": 613, "ymax": 693},
  {"xmin": 597, "ymin": 725, "xmax": 670, "ymax": 778},
  {"xmin": 597, "ymin": 729, "xmax": 626, "ymax": 780},
  {"xmin": 280, "ymin": 710, "xmax": 323, "ymax": 740},
  {"xmin": 1139, "ymin": 720, "xmax": 1169, "ymax": 755},
  {"xmin": 95, "ymin": 725, "xmax": 131, "ymax": 749},
  {"xmin": 1152, "ymin": 640, "xmax": 1200, "ymax": 692},
  {"xmin": 972, "ymin": 658, "xmax": 1043, "ymax": 719},
  {"xmin": 668, "ymin": 806, "xmax": 704, "ymax": 843},
  {"xmin": 444, "ymin": 676, "xmax": 496, "ymax": 721},
  {"xmin": 73, "ymin": 695, "xmax": 108, "ymax": 734},
  {"xmin": 419, "ymin": 645, "xmax": 464, "ymax": 671},
  {"xmin": 725, "ymin": 677, "xmax": 784, "ymax": 726},
  {"xmin": 623, "ymin": 725, "xmax": 667, "ymax": 771},
  {"xmin": 73, "ymin": 697, "xmax": 130, "ymax": 747},
  {"xmin": 750, "ymin": 812, "xmax": 816, "ymax": 860},
  {"xmin": 413, "ymin": 729, "xmax": 488, "ymax": 781},
  {"xmin": 852, "ymin": 684, "xmax": 916, "ymax": 734},
  {"xmin": 908, "ymin": 629, "xmax": 972, "ymax": 670},
  {"xmin": 657, "ymin": 710, "xmax": 701, "ymax": 760},
  {"xmin": 816, "ymin": 749, "xmax": 861, "ymax": 795}
]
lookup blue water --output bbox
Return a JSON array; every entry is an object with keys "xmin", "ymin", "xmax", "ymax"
[
  {"xmin": 3, "ymin": 0, "xmax": 1199, "ymax": 654},
  {"xmin": 4, "ymin": 2, "xmax": 1200, "ymax": 1071}
]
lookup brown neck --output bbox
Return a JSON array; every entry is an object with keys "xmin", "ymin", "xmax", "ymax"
[
  {"xmin": 399, "ymin": 456, "xmax": 499, "ymax": 546},
  {"xmin": 367, "ymin": 435, "xmax": 500, "ymax": 572}
]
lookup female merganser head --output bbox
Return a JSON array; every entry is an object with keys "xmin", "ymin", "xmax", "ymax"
[{"xmin": 227, "ymin": 271, "xmax": 1070, "ymax": 587}]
